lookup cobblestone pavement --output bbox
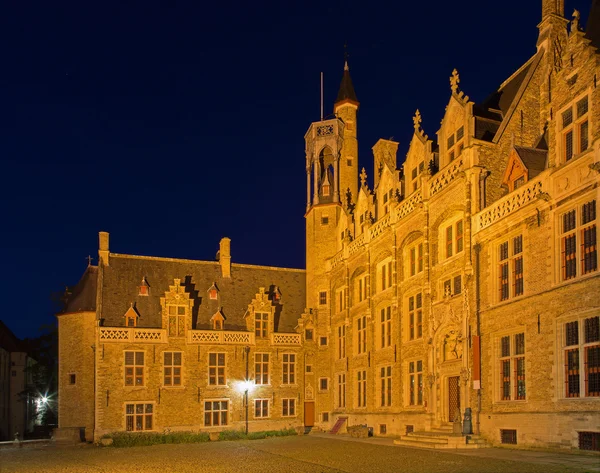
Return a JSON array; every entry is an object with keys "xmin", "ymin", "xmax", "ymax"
[{"xmin": 1, "ymin": 436, "xmax": 598, "ymax": 473}]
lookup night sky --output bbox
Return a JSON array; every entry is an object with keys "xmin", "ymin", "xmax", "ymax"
[{"xmin": 1, "ymin": 1, "xmax": 591, "ymax": 339}]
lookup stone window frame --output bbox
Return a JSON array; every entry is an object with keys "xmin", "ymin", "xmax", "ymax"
[
  {"xmin": 336, "ymin": 286, "xmax": 348, "ymax": 313},
  {"xmin": 405, "ymin": 292, "xmax": 423, "ymax": 342},
  {"xmin": 355, "ymin": 314, "xmax": 368, "ymax": 355},
  {"xmin": 377, "ymin": 257, "xmax": 394, "ymax": 292},
  {"xmin": 254, "ymin": 353, "xmax": 270, "ymax": 386},
  {"xmin": 446, "ymin": 124, "xmax": 465, "ymax": 163},
  {"xmin": 441, "ymin": 272, "xmax": 463, "ymax": 299},
  {"xmin": 163, "ymin": 351, "xmax": 183, "ymax": 388},
  {"xmin": 254, "ymin": 312, "xmax": 269, "ymax": 339},
  {"xmin": 68, "ymin": 373, "xmax": 77, "ymax": 385},
  {"xmin": 441, "ymin": 217, "xmax": 464, "ymax": 261},
  {"xmin": 254, "ymin": 399, "xmax": 270, "ymax": 419},
  {"xmin": 318, "ymin": 290, "xmax": 328, "ymax": 306},
  {"xmin": 407, "ymin": 240, "xmax": 424, "ymax": 278},
  {"xmin": 281, "ymin": 398, "xmax": 296, "ymax": 417},
  {"xmin": 337, "ymin": 324, "xmax": 346, "ymax": 359},
  {"xmin": 166, "ymin": 304, "xmax": 187, "ymax": 337},
  {"xmin": 492, "ymin": 329, "xmax": 526, "ymax": 403},
  {"xmin": 557, "ymin": 91, "xmax": 591, "ymax": 164},
  {"xmin": 378, "ymin": 364, "xmax": 393, "ymax": 408},
  {"xmin": 124, "ymin": 350, "xmax": 145, "ymax": 388},
  {"xmin": 356, "ymin": 274, "xmax": 369, "ymax": 303},
  {"xmin": 493, "ymin": 232, "xmax": 525, "ymax": 303},
  {"xmin": 378, "ymin": 304, "xmax": 392, "ymax": 350},
  {"xmin": 356, "ymin": 369, "xmax": 367, "ymax": 408},
  {"xmin": 557, "ymin": 312, "xmax": 600, "ymax": 400},
  {"xmin": 336, "ymin": 372, "xmax": 346, "ymax": 408},
  {"xmin": 207, "ymin": 352, "xmax": 227, "ymax": 387},
  {"xmin": 405, "ymin": 359, "xmax": 424, "ymax": 407},
  {"xmin": 124, "ymin": 402, "xmax": 154, "ymax": 432},
  {"xmin": 281, "ymin": 353, "xmax": 296, "ymax": 385},
  {"xmin": 555, "ymin": 197, "xmax": 597, "ymax": 284},
  {"xmin": 204, "ymin": 399, "xmax": 229, "ymax": 427},
  {"xmin": 318, "ymin": 377, "xmax": 329, "ymax": 392}
]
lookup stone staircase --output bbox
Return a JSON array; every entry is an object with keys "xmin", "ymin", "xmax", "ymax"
[{"xmin": 393, "ymin": 424, "xmax": 489, "ymax": 449}]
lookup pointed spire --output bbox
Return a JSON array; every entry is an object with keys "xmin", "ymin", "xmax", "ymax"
[{"xmin": 335, "ymin": 48, "xmax": 359, "ymax": 107}]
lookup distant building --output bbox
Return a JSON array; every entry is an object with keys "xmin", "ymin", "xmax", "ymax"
[
  {"xmin": 0, "ymin": 321, "xmax": 36, "ymax": 440},
  {"xmin": 57, "ymin": 1, "xmax": 599, "ymax": 450}
]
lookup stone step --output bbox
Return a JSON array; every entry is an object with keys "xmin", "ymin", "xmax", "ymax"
[{"xmin": 394, "ymin": 438, "xmax": 483, "ymax": 450}]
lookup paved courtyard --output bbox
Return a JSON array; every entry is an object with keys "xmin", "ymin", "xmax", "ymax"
[{"xmin": 1, "ymin": 435, "xmax": 598, "ymax": 473}]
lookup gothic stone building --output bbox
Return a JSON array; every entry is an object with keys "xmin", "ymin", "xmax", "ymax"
[{"xmin": 57, "ymin": 1, "xmax": 600, "ymax": 450}]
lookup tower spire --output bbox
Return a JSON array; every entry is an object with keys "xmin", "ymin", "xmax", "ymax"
[{"xmin": 335, "ymin": 47, "xmax": 359, "ymax": 108}]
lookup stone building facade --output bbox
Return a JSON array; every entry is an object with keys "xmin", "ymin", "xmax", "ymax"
[{"xmin": 57, "ymin": 1, "xmax": 599, "ymax": 450}]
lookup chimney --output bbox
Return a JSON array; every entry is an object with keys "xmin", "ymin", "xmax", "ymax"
[
  {"xmin": 219, "ymin": 237, "xmax": 231, "ymax": 278},
  {"xmin": 99, "ymin": 231, "xmax": 110, "ymax": 266}
]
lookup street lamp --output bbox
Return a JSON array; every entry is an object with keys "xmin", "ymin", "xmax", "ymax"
[{"xmin": 240, "ymin": 380, "xmax": 253, "ymax": 435}]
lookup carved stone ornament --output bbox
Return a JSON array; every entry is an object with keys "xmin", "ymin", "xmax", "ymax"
[
  {"xmin": 413, "ymin": 109, "xmax": 422, "ymax": 131},
  {"xmin": 450, "ymin": 69, "xmax": 460, "ymax": 94},
  {"xmin": 360, "ymin": 167, "xmax": 368, "ymax": 187}
]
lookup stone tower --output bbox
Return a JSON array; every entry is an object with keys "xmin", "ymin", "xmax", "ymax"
[{"xmin": 304, "ymin": 61, "xmax": 359, "ymax": 310}]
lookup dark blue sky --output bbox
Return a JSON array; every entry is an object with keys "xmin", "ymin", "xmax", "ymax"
[{"xmin": 1, "ymin": 1, "xmax": 591, "ymax": 339}]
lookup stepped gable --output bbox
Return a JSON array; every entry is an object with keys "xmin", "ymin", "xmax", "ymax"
[
  {"xmin": 100, "ymin": 254, "xmax": 305, "ymax": 332},
  {"xmin": 61, "ymin": 265, "xmax": 98, "ymax": 314}
]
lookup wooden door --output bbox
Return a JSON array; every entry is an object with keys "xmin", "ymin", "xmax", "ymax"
[
  {"xmin": 304, "ymin": 401, "xmax": 315, "ymax": 427},
  {"xmin": 448, "ymin": 376, "xmax": 461, "ymax": 422}
]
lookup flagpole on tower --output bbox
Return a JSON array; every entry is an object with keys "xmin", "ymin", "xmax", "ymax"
[{"xmin": 320, "ymin": 72, "xmax": 324, "ymax": 121}]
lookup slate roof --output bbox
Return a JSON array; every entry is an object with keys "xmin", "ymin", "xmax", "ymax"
[
  {"xmin": 61, "ymin": 265, "xmax": 98, "ymax": 314},
  {"xmin": 100, "ymin": 254, "xmax": 306, "ymax": 333},
  {"xmin": 514, "ymin": 146, "xmax": 548, "ymax": 179},
  {"xmin": 336, "ymin": 62, "xmax": 358, "ymax": 105},
  {"xmin": 586, "ymin": 0, "xmax": 600, "ymax": 49}
]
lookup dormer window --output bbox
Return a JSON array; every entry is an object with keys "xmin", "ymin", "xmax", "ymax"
[
  {"xmin": 214, "ymin": 320, "xmax": 222, "ymax": 330},
  {"xmin": 255, "ymin": 313, "xmax": 268, "ymax": 338},
  {"xmin": 273, "ymin": 286, "xmax": 282, "ymax": 302},
  {"xmin": 123, "ymin": 304, "xmax": 139, "ymax": 328},
  {"xmin": 447, "ymin": 126, "xmax": 464, "ymax": 162},
  {"xmin": 139, "ymin": 278, "xmax": 150, "ymax": 296},
  {"xmin": 208, "ymin": 283, "xmax": 219, "ymax": 300}
]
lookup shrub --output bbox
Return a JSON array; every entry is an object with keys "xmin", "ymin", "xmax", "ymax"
[{"xmin": 108, "ymin": 431, "xmax": 210, "ymax": 448}]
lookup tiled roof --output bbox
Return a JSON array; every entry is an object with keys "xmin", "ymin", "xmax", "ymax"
[
  {"xmin": 61, "ymin": 265, "xmax": 98, "ymax": 314},
  {"xmin": 100, "ymin": 254, "xmax": 306, "ymax": 333},
  {"xmin": 335, "ymin": 62, "xmax": 358, "ymax": 105}
]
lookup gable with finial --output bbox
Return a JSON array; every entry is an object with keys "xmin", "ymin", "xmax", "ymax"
[
  {"xmin": 502, "ymin": 146, "xmax": 548, "ymax": 191},
  {"xmin": 210, "ymin": 309, "xmax": 226, "ymax": 330},
  {"xmin": 244, "ymin": 287, "xmax": 276, "ymax": 334},
  {"xmin": 160, "ymin": 278, "xmax": 195, "ymax": 337},
  {"xmin": 404, "ymin": 110, "xmax": 434, "ymax": 194},
  {"xmin": 438, "ymin": 69, "xmax": 473, "ymax": 170},
  {"xmin": 123, "ymin": 303, "xmax": 140, "ymax": 327}
]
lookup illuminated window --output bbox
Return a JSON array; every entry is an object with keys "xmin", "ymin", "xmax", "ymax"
[
  {"xmin": 560, "ymin": 200, "xmax": 597, "ymax": 281},
  {"xmin": 205, "ymin": 400, "xmax": 228, "ymax": 426},
  {"xmin": 125, "ymin": 403, "xmax": 153, "ymax": 431},
  {"xmin": 561, "ymin": 96, "xmax": 589, "ymax": 162},
  {"xmin": 163, "ymin": 352, "xmax": 182, "ymax": 387},
  {"xmin": 498, "ymin": 333, "xmax": 526, "ymax": 401},
  {"xmin": 139, "ymin": 278, "xmax": 149, "ymax": 296},
  {"xmin": 208, "ymin": 353, "xmax": 226, "ymax": 386},
  {"xmin": 563, "ymin": 316, "xmax": 599, "ymax": 398},
  {"xmin": 380, "ymin": 366, "xmax": 392, "ymax": 407},
  {"xmin": 124, "ymin": 351, "xmax": 144, "ymax": 387}
]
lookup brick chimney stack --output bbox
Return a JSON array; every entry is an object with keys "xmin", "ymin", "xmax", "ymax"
[
  {"xmin": 99, "ymin": 231, "xmax": 110, "ymax": 266},
  {"xmin": 219, "ymin": 237, "xmax": 231, "ymax": 278}
]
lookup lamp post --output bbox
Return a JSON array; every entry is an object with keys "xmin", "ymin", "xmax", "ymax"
[{"xmin": 244, "ymin": 346, "xmax": 250, "ymax": 435}]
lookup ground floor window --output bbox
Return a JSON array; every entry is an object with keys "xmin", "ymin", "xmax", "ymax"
[
  {"xmin": 282, "ymin": 398, "xmax": 296, "ymax": 417},
  {"xmin": 125, "ymin": 403, "xmax": 153, "ymax": 431},
  {"xmin": 204, "ymin": 400, "xmax": 228, "ymax": 426},
  {"xmin": 255, "ymin": 399, "xmax": 269, "ymax": 418}
]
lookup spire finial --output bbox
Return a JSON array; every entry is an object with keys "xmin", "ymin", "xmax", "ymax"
[
  {"xmin": 360, "ymin": 167, "xmax": 367, "ymax": 187},
  {"xmin": 571, "ymin": 9, "xmax": 581, "ymax": 31},
  {"xmin": 450, "ymin": 69, "xmax": 460, "ymax": 94},
  {"xmin": 344, "ymin": 42, "xmax": 349, "ymax": 70},
  {"xmin": 413, "ymin": 109, "xmax": 422, "ymax": 131}
]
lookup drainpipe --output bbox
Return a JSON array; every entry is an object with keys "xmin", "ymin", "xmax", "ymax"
[{"xmin": 474, "ymin": 243, "xmax": 482, "ymax": 435}]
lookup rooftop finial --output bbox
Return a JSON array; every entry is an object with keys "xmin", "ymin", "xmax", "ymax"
[
  {"xmin": 572, "ymin": 9, "xmax": 581, "ymax": 31},
  {"xmin": 360, "ymin": 167, "xmax": 367, "ymax": 187},
  {"xmin": 450, "ymin": 69, "xmax": 460, "ymax": 94},
  {"xmin": 344, "ymin": 42, "xmax": 349, "ymax": 70},
  {"xmin": 413, "ymin": 109, "xmax": 422, "ymax": 131}
]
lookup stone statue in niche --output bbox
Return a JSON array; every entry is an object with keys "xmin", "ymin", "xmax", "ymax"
[{"xmin": 443, "ymin": 330, "xmax": 463, "ymax": 361}]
